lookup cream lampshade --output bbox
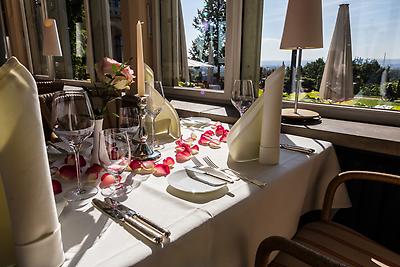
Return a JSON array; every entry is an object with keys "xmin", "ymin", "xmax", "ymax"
[
  {"xmin": 43, "ymin": 18, "xmax": 62, "ymax": 80},
  {"xmin": 280, "ymin": 0, "xmax": 323, "ymax": 122},
  {"xmin": 43, "ymin": 19, "xmax": 62, "ymax": 56}
]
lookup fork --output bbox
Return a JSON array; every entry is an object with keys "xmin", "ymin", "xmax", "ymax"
[
  {"xmin": 191, "ymin": 156, "xmax": 204, "ymax": 167},
  {"xmin": 202, "ymin": 156, "xmax": 267, "ymax": 188}
]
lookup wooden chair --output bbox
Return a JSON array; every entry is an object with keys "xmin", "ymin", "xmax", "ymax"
[
  {"xmin": 255, "ymin": 171, "xmax": 400, "ymax": 267},
  {"xmin": 36, "ymin": 80, "xmax": 64, "ymax": 95},
  {"xmin": 38, "ymin": 91, "xmax": 60, "ymax": 141}
]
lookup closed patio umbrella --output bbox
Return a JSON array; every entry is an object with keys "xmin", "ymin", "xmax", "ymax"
[{"xmin": 319, "ymin": 4, "xmax": 353, "ymax": 102}]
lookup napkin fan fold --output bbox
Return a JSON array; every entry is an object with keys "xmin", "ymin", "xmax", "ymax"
[
  {"xmin": 0, "ymin": 57, "xmax": 64, "ymax": 267},
  {"xmin": 227, "ymin": 66, "xmax": 285, "ymax": 163},
  {"xmin": 145, "ymin": 64, "xmax": 181, "ymax": 140}
]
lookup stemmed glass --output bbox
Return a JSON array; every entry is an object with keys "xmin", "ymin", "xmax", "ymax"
[
  {"xmin": 119, "ymin": 106, "xmax": 139, "ymax": 149},
  {"xmin": 98, "ymin": 129, "xmax": 132, "ymax": 197},
  {"xmin": 52, "ymin": 90, "xmax": 97, "ymax": 202},
  {"xmin": 231, "ymin": 80, "xmax": 255, "ymax": 116},
  {"xmin": 146, "ymin": 81, "xmax": 165, "ymax": 150}
]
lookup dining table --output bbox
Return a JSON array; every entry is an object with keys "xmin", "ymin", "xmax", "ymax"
[{"xmin": 58, "ymin": 121, "xmax": 351, "ymax": 267}]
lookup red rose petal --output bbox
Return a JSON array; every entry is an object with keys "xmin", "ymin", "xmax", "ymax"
[
  {"xmin": 198, "ymin": 136, "xmax": 210, "ymax": 146},
  {"xmin": 219, "ymin": 134, "xmax": 228, "ymax": 143},
  {"xmin": 129, "ymin": 160, "xmax": 142, "ymax": 170},
  {"xmin": 64, "ymin": 154, "xmax": 86, "ymax": 167},
  {"xmin": 153, "ymin": 164, "xmax": 170, "ymax": 177},
  {"xmin": 163, "ymin": 157, "xmax": 175, "ymax": 167},
  {"xmin": 203, "ymin": 130, "xmax": 214, "ymax": 137},
  {"xmin": 215, "ymin": 125, "xmax": 225, "ymax": 136},
  {"xmin": 59, "ymin": 165, "xmax": 77, "ymax": 180},
  {"xmin": 52, "ymin": 179, "xmax": 62, "ymax": 195}
]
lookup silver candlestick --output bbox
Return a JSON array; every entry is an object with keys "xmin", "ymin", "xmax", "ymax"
[{"xmin": 132, "ymin": 94, "xmax": 161, "ymax": 161}]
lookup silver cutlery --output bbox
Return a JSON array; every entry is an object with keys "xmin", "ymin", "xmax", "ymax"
[
  {"xmin": 280, "ymin": 144, "xmax": 315, "ymax": 155},
  {"xmin": 92, "ymin": 198, "xmax": 166, "ymax": 244},
  {"xmin": 202, "ymin": 156, "xmax": 267, "ymax": 188},
  {"xmin": 191, "ymin": 157, "xmax": 234, "ymax": 183},
  {"xmin": 185, "ymin": 167, "xmax": 227, "ymax": 186},
  {"xmin": 105, "ymin": 198, "xmax": 171, "ymax": 238}
]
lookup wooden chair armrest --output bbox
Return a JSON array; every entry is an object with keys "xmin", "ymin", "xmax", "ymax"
[
  {"xmin": 321, "ymin": 171, "xmax": 400, "ymax": 221},
  {"xmin": 255, "ymin": 236, "xmax": 348, "ymax": 267}
]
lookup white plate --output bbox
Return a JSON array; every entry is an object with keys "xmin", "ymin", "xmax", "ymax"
[
  {"xmin": 181, "ymin": 117, "xmax": 212, "ymax": 127},
  {"xmin": 167, "ymin": 169, "xmax": 225, "ymax": 194}
]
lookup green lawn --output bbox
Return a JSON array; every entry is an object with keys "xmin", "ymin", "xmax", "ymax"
[{"xmin": 281, "ymin": 91, "xmax": 400, "ymax": 111}]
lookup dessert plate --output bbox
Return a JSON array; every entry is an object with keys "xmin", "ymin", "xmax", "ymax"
[{"xmin": 167, "ymin": 169, "xmax": 226, "ymax": 194}]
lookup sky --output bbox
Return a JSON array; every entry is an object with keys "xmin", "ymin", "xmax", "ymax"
[{"xmin": 182, "ymin": 0, "xmax": 400, "ymax": 65}]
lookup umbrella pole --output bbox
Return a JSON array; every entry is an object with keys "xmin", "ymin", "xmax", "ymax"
[{"xmin": 294, "ymin": 48, "xmax": 302, "ymax": 113}]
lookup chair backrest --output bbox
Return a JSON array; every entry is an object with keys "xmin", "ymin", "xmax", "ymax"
[
  {"xmin": 38, "ymin": 91, "xmax": 60, "ymax": 141},
  {"xmin": 36, "ymin": 80, "xmax": 64, "ymax": 95}
]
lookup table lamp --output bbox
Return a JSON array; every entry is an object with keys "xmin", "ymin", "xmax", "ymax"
[
  {"xmin": 43, "ymin": 18, "xmax": 62, "ymax": 80},
  {"xmin": 280, "ymin": 0, "xmax": 323, "ymax": 122}
]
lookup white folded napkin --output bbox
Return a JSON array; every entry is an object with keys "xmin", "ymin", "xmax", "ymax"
[
  {"xmin": 0, "ymin": 57, "xmax": 64, "ymax": 267},
  {"xmin": 145, "ymin": 64, "xmax": 181, "ymax": 139},
  {"xmin": 259, "ymin": 66, "xmax": 285, "ymax": 164},
  {"xmin": 227, "ymin": 66, "xmax": 285, "ymax": 162}
]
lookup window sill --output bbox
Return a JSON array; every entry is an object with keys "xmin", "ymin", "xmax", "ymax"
[{"xmin": 170, "ymin": 99, "xmax": 400, "ymax": 157}]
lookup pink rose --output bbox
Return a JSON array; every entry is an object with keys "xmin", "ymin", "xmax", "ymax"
[
  {"xmin": 96, "ymin": 57, "xmax": 121, "ymax": 82},
  {"xmin": 121, "ymin": 66, "xmax": 134, "ymax": 83}
]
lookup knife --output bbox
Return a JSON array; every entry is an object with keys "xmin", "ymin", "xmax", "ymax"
[
  {"xmin": 280, "ymin": 144, "xmax": 315, "ymax": 155},
  {"xmin": 92, "ymin": 198, "xmax": 164, "ymax": 244},
  {"xmin": 185, "ymin": 167, "xmax": 227, "ymax": 186},
  {"xmin": 104, "ymin": 198, "xmax": 171, "ymax": 238},
  {"xmin": 186, "ymin": 166, "xmax": 234, "ymax": 183}
]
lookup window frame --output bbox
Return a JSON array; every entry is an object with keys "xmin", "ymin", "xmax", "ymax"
[{"xmin": 161, "ymin": 0, "xmax": 243, "ymax": 103}]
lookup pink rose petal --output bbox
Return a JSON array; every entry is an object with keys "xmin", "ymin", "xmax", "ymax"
[
  {"xmin": 191, "ymin": 145, "xmax": 199, "ymax": 155},
  {"xmin": 176, "ymin": 151, "xmax": 192, "ymax": 163},
  {"xmin": 153, "ymin": 164, "xmax": 171, "ymax": 177},
  {"xmin": 100, "ymin": 173, "xmax": 116, "ymax": 188},
  {"xmin": 59, "ymin": 165, "xmax": 77, "ymax": 180},
  {"xmin": 209, "ymin": 140, "xmax": 221, "ymax": 149}
]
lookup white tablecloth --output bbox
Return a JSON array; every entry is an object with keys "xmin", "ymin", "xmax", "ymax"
[{"xmin": 60, "ymin": 129, "xmax": 350, "ymax": 267}]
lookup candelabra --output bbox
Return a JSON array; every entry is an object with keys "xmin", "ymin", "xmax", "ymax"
[{"xmin": 132, "ymin": 95, "xmax": 161, "ymax": 161}]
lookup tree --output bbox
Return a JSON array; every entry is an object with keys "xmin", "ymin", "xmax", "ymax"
[
  {"xmin": 352, "ymin": 58, "xmax": 384, "ymax": 94},
  {"xmin": 188, "ymin": 0, "xmax": 226, "ymax": 78},
  {"xmin": 302, "ymin": 58, "xmax": 325, "ymax": 90}
]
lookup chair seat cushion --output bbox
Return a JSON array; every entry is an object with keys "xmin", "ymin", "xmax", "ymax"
[{"xmin": 271, "ymin": 221, "xmax": 400, "ymax": 267}]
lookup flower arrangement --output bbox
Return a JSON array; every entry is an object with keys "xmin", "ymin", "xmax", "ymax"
[
  {"xmin": 96, "ymin": 57, "xmax": 135, "ymax": 90},
  {"xmin": 84, "ymin": 57, "xmax": 135, "ymax": 119}
]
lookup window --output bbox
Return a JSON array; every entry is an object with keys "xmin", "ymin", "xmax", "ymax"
[
  {"xmin": 160, "ymin": 0, "xmax": 242, "ymax": 102},
  {"xmin": 16, "ymin": 0, "xmax": 125, "ymax": 82},
  {"xmin": 260, "ymin": 0, "xmax": 400, "ymax": 113}
]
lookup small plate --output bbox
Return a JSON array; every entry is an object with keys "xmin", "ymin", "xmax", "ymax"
[
  {"xmin": 167, "ymin": 169, "xmax": 225, "ymax": 194},
  {"xmin": 181, "ymin": 117, "xmax": 212, "ymax": 127}
]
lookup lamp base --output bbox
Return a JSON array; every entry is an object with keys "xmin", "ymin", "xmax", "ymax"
[{"xmin": 281, "ymin": 108, "xmax": 321, "ymax": 124}]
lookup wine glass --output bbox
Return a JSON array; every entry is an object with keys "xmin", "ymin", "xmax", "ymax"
[
  {"xmin": 98, "ymin": 129, "xmax": 132, "ymax": 197},
  {"xmin": 231, "ymin": 80, "xmax": 255, "ymax": 116},
  {"xmin": 119, "ymin": 106, "xmax": 139, "ymax": 150},
  {"xmin": 146, "ymin": 81, "xmax": 165, "ymax": 150},
  {"xmin": 51, "ymin": 90, "xmax": 97, "ymax": 202}
]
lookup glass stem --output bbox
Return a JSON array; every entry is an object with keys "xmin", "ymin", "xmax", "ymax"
[
  {"xmin": 72, "ymin": 147, "xmax": 82, "ymax": 193},
  {"xmin": 150, "ymin": 115, "xmax": 156, "ymax": 146}
]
